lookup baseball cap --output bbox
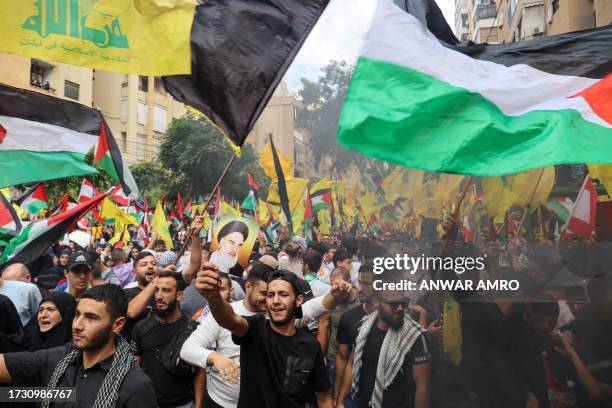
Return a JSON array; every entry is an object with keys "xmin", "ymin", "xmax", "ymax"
[
  {"xmin": 267, "ymin": 269, "xmax": 304, "ymax": 318},
  {"xmin": 67, "ymin": 251, "xmax": 92, "ymax": 271}
]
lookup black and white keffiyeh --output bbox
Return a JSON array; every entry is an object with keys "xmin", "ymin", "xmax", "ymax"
[{"xmin": 351, "ymin": 311, "xmax": 425, "ymax": 407}]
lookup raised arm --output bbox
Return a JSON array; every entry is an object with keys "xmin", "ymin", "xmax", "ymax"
[
  {"xmin": 181, "ymin": 216, "xmax": 203, "ymax": 283},
  {"xmin": 127, "ymin": 278, "xmax": 157, "ymax": 319},
  {"xmin": 195, "ymin": 263, "xmax": 248, "ymax": 338}
]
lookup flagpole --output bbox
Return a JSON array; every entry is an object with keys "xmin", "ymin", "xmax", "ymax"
[
  {"xmin": 173, "ymin": 153, "xmax": 238, "ymax": 264},
  {"xmin": 514, "ymin": 168, "xmax": 546, "ymax": 243}
]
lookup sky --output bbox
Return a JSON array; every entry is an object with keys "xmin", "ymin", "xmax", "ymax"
[{"xmin": 283, "ymin": 0, "xmax": 455, "ymax": 92}]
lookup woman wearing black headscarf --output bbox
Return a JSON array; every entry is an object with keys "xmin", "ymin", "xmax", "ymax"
[{"xmin": 25, "ymin": 291, "xmax": 76, "ymax": 352}]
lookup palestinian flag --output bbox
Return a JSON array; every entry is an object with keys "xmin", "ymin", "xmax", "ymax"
[
  {"xmin": 463, "ymin": 214, "xmax": 473, "ymax": 243},
  {"xmin": 94, "ymin": 121, "xmax": 139, "ymax": 198},
  {"xmin": 184, "ymin": 200, "xmax": 192, "ymax": 219},
  {"xmin": 338, "ymin": 0, "xmax": 612, "ymax": 176},
  {"xmin": 16, "ymin": 183, "xmax": 48, "ymax": 216},
  {"xmin": 163, "ymin": 0, "xmax": 331, "ymax": 148},
  {"xmin": 0, "ymin": 192, "xmax": 21, "ymax": 238},
  {"xmin": 241, "ymin": 190, "xmax": 257, "ymax": 214},
  {"xmin": 0, "ymin": 193, "xmax": 107, "ymax": 266},
  {"xmin": 311, "ymin": 189, "xmax": 333, "ymax": 211},
  {"xmin": 545, "ymin": 198, "xmax": 574, "ymax": 223},
  {"xmin": 247, "ymin": 172, "xmax": 259, "ymax": 196}
]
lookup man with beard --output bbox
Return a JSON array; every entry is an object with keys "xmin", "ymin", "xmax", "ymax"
[
  {"xmin": 210, "ymin": 221, "xmax": 250, "ymax": 273},
  {"xmin": 124, "ymin": 251, "xmax": 159, "ymax": 340},
  {"xmin": 345, "ymin": 272, "xmax": 431, "ymax": 408},
  {"xmin": 0, "ymin": 284, "xmax": 156, "ymax": 407},
  {"xmin": 335, "ymin": 263, "xmax": 377, "ymax": 407},
  {"xmin": 196, "ymin": 266, "xmax": 336, "ymax": 408},
  {"xmin": 131, "ymin": 271, "xmax": 205, "ymax": 408}
]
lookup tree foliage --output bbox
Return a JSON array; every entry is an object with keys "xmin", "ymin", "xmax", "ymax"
[
  {"xmin": 296, "ymin": 60, "xmax": 357, "ymax": 174},
  {"xmin": 158, "ymin": 115, "xmax": 267, "ymax": 203}
]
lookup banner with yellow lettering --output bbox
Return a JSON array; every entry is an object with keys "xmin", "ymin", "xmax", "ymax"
[{"xmin": 0, "ymin": 0, "xmax": 195, "ymax": 75}]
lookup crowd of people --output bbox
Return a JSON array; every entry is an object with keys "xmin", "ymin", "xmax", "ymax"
[{"xmin": 0, "ymin": 212, "xmax": 611, "ymax": 408}]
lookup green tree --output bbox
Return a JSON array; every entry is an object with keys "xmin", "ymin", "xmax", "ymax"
[
  {"xmin": 296, "ymin": 60, "xmax": 357, "ymax": 175},
  {"xmin": 159, "ymin": 115, "xmax": 267, "ymax": 203}
]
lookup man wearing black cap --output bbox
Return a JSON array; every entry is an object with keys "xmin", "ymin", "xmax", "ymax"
[
  {"xmin": 61, "ymin": 251, "xmax": 93, "ymax": 300},
  {"xmin": 210, "ymin": 220, "xmax": 250, "ymax": 273},
  {"xmin": 197, "ymin": 265, "xmax": 336, "ymax": 408}
]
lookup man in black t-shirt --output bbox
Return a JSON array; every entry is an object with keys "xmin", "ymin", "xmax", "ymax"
[
  {"xmin": 196, "ymin": 264, "xmax": 350, "ymax": 408},
  {"xmin": 131, "ymin": 271, "xmax": 205, "ymax": 408},
  {"xmin": 334, "ymin": 263, "xmax": 377, "ymax": 406},
  {"xmin": 0, "ymin": 284, "xmax": 156, "ymax": 407},
  {"xmin": 346, "ymin": 280, "xmax": 431, "ymax": 408}
]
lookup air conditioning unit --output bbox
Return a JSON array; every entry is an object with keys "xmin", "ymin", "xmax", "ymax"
[{"xmin": 534, "ymin": 27, "xmax": 541, "ymax": 33}]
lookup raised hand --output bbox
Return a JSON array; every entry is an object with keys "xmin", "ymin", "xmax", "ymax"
[{"xmin": 195, "ymin": 262, "xmax": 222, "ymax": 299}]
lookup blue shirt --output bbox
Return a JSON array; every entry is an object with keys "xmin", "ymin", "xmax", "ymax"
[{"xmin": 0, "ymin": 280, "xmax": 42, "ymax": 325}]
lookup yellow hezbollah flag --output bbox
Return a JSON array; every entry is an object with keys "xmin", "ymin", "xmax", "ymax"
[
  {"xmin": 588, "ymin": 165, "xmax": 612, "ymax": 200},
  {"xmin": 221, "ymin": 202, "xmax": 241, "ymax": 217},
  {"xmin": 267, "ymin": 178, "xmax": 308, "ymax": 214},
  {"xmin": 108, "ymin": 221, "xmax": 130, "ymax": 245},
  {"xmin": 0, "ymin": 0, "xmax": 194, "ymax": 76},
  {"xmin": 257, "ymin": 200, "xmax": 271, "ymax": 225},
  {"xmin": 152, "ymin": 201, "xmax": 173, "ymax": 249},
  {"xmin": 99, "ymin": 197, "xmax": 137, "ymax": 225},
  {"xmin": 261, "ymin": 142, "xmax": 292, "ymax": 181},
  {"xmin": 357, "ymin": 192, "xmax": 386, "ymax": 217}
]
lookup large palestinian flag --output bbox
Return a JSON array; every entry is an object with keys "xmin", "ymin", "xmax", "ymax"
[
  {"xmin": 0, "ymin": 84, "xmax": 138, "ymax": 196},
  {"xmin": 338, "ymin": 0, "xmax": 612, "ymax": 176},
  {"xmin": 0, "ymin": 193, "xmax": 107, "ymax": 267}
]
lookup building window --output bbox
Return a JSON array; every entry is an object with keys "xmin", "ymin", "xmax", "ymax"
[
  {"xmin": 153, "ymin": 137, "xmax": 161, "ymax": 158},
  {"xmin": 120, "ymin": 132, "xmax": 127, "ymax": 153},
  {"xmin": 137, "ymin": 101, "xmax": 147, "ymax": 125},
  {"xmin": 552, "ymin": 0, "xmax": 559, "ymax": 14},
  {"xmin": 30, "ymin": 60, "xmax": 54, "ymax": 91},
  {"xmin": 64, "ymin": 80, "xmax": 80, "ymax": 100},
  {"xmin": 120, "ymin": 99, "xmax": 128, "ymax": 123},
  {"xmin": 138, "ymin": 76, "xmax": 148, "ymax": 92},
  {"xmin": 508, "ymin": 0, "xmax": 518, "ymax": 22},
  {"xmin": 475, "ymin": 3, "xmax": 496, "ymax": 23},
  {"xmin": 461, "ymin": 33, "xmax": 469, "ymax": 41},
  {"xmin": 153, "ymin": 105, "xmax": 168, "ymax": 133},
  {"xmin": 461, "ymin": 13, "xmax": 468, "ymax": 27},
  {"xmin": 136, "ymin": 133, "xmax": 147, "ymax": 161}
]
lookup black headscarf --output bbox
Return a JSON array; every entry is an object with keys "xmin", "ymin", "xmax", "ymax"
[
  {"xmin": 0, "ymin": 294, "xmax": 24, "ymax": 353},
  {"xmin": 25, "ymin": 292, "xmax": 76, "ymax": 352}
]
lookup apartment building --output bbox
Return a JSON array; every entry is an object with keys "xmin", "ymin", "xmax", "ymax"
[
  {"xmin": 457, "ymin": 0, "xmax": 610, "ymax": 44},
  {"xmin": 247, "ymin": 82, "xmax": 315, "ymax": 179},
  {"xmin": 92, "ymin": 72, "xmax": 186, "ymax": 164},
  {"xmin": 0, "ymin": 53, "xmax": 93, "ymax": 106}
]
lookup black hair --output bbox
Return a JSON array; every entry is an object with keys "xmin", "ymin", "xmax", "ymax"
[
  {"xmin": 279, "ymin": 238, "xmax": 290, "ymax": 250},
  {"xmin": 202, "ymin": 242, "xmax": 211, "ymax": 252},
  {"xmin": 91, "ymin": 262, "xmax": 104, "ymax": 280},
  {"xmin": 307, "ymin": 241, "xmax": 326, "ymax": 256},
  {"xmin": 303, "ymin": 251, "xmax": 322, "ymax": 273},
  {"xmin": 154, "ymin": 239, "xmax": 166, "ymax": 247},
  {"xmin": 229, "ymin": 263, "xmax": 244, "ymax": 278},
  {"xmin": 331, "ymin": 266, "xmax": 351, "ymax": 282},
  {"xmin": 333, "ymin": 249, "xmax": 351, "ymax": 266},
  {"xmin": 111, "ymin": 250, "xmax": 126, "ymax": 263},
  {"xmin": 341, "ymin": 236, "xmax": 359, "ymax": 257},
  {"xmin": 359, "ymin": 260, "xmax": 375, "ymax": 275},
  {"xmin": 527, "ymin": 297, "xmax": 560, "ymax": 318},
  {"xmin": 246, "ymin": 261, "xmax": 274, "ymax": 284},
  {"xmin": 218, "ymin": 220, "xmax": 249, "ymax": 242},
  {"xmin": 81, "ymin": 284, "xmax": 128, "ymax": 320},
  {"xmin": 133, "ymin": 251, "xmax": 156, "ymax": 265},
  {"xmin": 157, "ymin": 271, "xmax": 188, "ymax": 291}
]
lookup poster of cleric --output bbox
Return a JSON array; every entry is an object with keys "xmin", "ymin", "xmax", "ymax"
[{"xmin": 209, "ymin": 215, "xmax": 259, "ymax": 273}]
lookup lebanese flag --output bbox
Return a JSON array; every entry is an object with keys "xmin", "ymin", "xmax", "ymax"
[
  {"xmin": 564, "ymin": 175, "xmax": 598, "ymax": 239},
  {"xmin": 108, "ymin": 185, "xmax": 130, "ymax": 207},
  {"xmin": 0, "ymin": 193, "xmax": 21, "ymax": 237},
  {"xmin": 311, "ymin": 189, "xmax": 333, "ymax": 211},
  {"xmin": 338, "ymin": 0, "xmax": 612, "ymax": 176},
  {"xmin": 78, "ymin": 179, "xmax": 98, "ymax": 203},
  {"xmin": 16, "ymin": 183, "xmax": 48, "ymax": 216},
  {"xmin": 0, "ymin": 193, "xmax": 107, "ymax": 266},
  {"xmin": 94, "ymin": 121, "xmax": 139, "ymax": 198},
  {"xmin": 463, "ymin": 213, "xmax": 473, "ymax": 242}
]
